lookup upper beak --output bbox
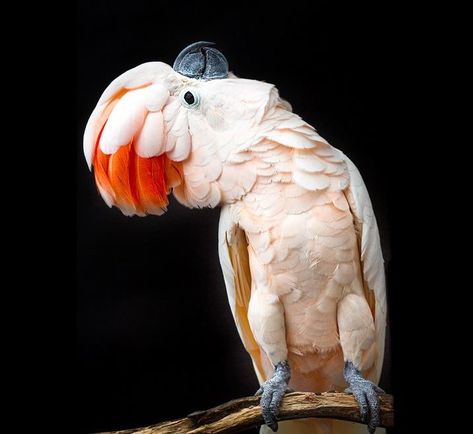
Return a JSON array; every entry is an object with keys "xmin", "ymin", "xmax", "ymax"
[{"xmin": 173, "ymin": 41, "xmax": 228, "ymax": 80}]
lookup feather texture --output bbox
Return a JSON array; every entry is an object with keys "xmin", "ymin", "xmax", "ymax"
[
  {"xmin": 134, "ymin": 111, "xmax": 165, "ymax": 158},
  {"xmin": 341, "ymin": 153, "xmax": 387, "ymax": 382},
  {"xmin": 85, "ymin": 63, "xmax": 387, "ymax": 434},
  {"xmin": 83, "ymin": 63, "xmax": 185, "ymax": 216},
  {"xmin": 218, "ymin": 207, "xmax": 267, "ymax": 383}
]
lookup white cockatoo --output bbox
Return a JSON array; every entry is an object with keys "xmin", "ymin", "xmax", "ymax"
[{"xmin": 83, "ymin": 42, "xmax": 387, "ymax": 434}]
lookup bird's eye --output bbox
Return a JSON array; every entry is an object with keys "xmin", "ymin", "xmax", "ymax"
[
  {"xmin": 180, "ymin": 88, "xmax": 200, "ymax": 108},
  {"xmin": 184, "ymin": 91, "xmax": 194, "ymax": 105}
]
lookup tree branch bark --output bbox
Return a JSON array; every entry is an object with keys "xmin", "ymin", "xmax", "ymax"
[{"xmin": 97, "ymin": 392, "xmax": 393, "ymax": 434}]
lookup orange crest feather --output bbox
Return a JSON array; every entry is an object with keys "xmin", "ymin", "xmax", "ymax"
[{"xmin": 93, "ymin": 124, "xmax": 181, "ymax": 216}]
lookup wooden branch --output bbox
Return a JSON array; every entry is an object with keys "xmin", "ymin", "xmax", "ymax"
[{"xmin": 98, "ymin": 392, "xmax": 393, "ymax": 434}]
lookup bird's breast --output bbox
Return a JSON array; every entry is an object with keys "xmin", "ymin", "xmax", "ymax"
[{"xmin": 238, "ymin": 186, "xmax": 362, "ymax": 356}]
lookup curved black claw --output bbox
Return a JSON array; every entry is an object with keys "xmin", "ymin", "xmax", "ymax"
[
  {"xmin": 344, "ymin": 362, "xmax": 385, "ymax": 433},
  {"xmin": 255, "ymin": 361, "xmax": 291, "ymax": 432}
]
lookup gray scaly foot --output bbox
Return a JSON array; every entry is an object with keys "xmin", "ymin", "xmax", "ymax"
[
  {"xmin": 344, "ymin": 361, "xmax": 385, "ymax": 433},
  {"xmin": 255, "ymin": 361, "xmax": 291, "ymax": 432}
]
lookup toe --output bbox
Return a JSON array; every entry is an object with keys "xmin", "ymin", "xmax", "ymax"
[
  {"xmin": 261, "ymin": 387, "xmax": 273, "ymax": 413},
  {"xmin": 262, "ymin": 404, "xmax": 278, "ymax": 432},
  {"xmin": 267, "ymin": 419, "xmax": 278, "ymax": 432},
  {"xmin": 374, "ymin": 385, "xmax": 385, "ymax": 394},
  {"xmin": 352, "ymin": 389, "xmax": 369, "ymax": 423},
  {"xmin": 270, "ymin": 387, "xmax": 286, "ymax": 415},
  {"xmin": 261, "ymin": 388, "xmax": 278, "ymax": 431},
  {"xmin": 366, "ymin": 388, "xmax": 380, "ymax": 433}
]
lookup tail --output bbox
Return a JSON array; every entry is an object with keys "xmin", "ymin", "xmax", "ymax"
[{"xmin": 260, "ymin": 419, "xmax": 386, "ymax": 434}]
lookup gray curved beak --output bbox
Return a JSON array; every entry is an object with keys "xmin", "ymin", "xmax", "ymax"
[{"xmin": 173, "ymin": 41, "xmax": 229, "ymax": 80}]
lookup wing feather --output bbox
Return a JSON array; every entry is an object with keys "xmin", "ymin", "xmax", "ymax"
[
  {"xmin": 341, "ymin": 153, "xmax": 387, "ymax": 382},
  {"xmin": 218, "ymin": 206, "xmax": 266, "ymax": 383}
]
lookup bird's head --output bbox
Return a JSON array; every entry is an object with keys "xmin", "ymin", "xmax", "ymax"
[{"xmin": 83, "ymin": 41, "xmax": 293, "ymax": 216}]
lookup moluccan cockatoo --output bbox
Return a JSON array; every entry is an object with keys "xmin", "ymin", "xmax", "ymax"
[{"xmin": 83, "ymin": 42, "xmax": 387, "ymax": 434}]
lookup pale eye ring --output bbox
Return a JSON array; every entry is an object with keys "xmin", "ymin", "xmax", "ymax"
[{"xmin": 180, "ymin": 88, "xmax": 200, "ymax": 108}]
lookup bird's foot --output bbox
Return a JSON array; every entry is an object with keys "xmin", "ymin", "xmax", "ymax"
[
  {"xmin": 255, "ymin": 360, "xmax": 291, "ymax": 432},
  {"xmin": 344, "ymin": 361, "xmax": 385, "ymax": 433}
]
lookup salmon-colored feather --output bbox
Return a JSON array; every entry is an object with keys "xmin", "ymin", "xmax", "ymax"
[
  {"xmin": 93, "ymin": 126, "xmax": 114, "ymax": 203},
  {"xmin": 164, "ymin": 157, "xmax": 183, "ymax": 190},
  {"xmin": 135, "ymin": 154, "xmax": 169, "ymax": 214},
  {"xmin": 107, "ymin": 144, "xmax": 143, "ymax": 216}
]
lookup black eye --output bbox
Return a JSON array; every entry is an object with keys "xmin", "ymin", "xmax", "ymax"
[
  {"xmin": 184, "ymin": 91, "xmax": 195, "ymax": 105},
  {"xmin": 180, "ymin": 88, "xmax": 200, "ymax": 108}
]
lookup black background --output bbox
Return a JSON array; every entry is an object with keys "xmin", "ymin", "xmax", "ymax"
[{"xmin": 77, "ymin": 1, "xmax": 409, "ymax": 433}]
